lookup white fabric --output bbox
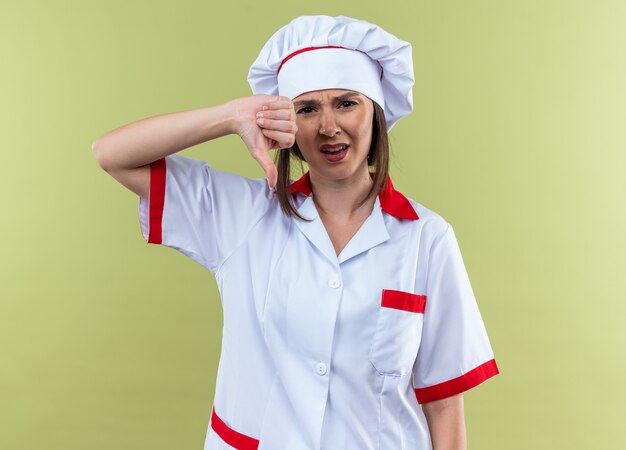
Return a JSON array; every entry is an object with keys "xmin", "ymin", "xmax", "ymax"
[
  {"xmin": 248, "ymin": 15, "xmax": 414, "ymax": 130},
  {"xmin": 277, "ymin": 47, "xmax": 384, "ymax": 109},
  {"xmin": 138, "ymin": 154, "xmax": 497, "ymax": 450}
]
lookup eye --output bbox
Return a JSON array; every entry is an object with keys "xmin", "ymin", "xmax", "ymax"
[
  {"xmin": 296, "ymin": 106, "xmax": 315, "ymax": 114},
  {"xmin": 339, "ymin": 100, "xmax": 357, "ymax": 108}
]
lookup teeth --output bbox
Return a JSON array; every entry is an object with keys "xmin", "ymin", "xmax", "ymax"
[{"xmin": 322, "ymin": 145, "xmax": 347, "ymax": 154}]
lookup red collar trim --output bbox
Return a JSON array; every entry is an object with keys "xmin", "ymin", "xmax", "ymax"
[
  {"xmin": 289, "ymin": 172, "xmax": 419, "ymax": 221},
  {"xmin": 288, "ymin": 171, "xmax": 314, "ymax": 196}
]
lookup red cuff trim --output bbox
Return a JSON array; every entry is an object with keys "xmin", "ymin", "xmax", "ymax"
[
  {"xmin": 414, "ymin": 359, "xmax": 499, "ymax": 404},
  {"xmin": 382, "ymin": 289, "xmax": 426, "ymax": 313},
  {"xmin": 211, "ymin": 407, "xmax": 259, "ymax": 450},
  {"xmin": 147, "ymin": 158, "xmax": 166, "ymax": 244}
]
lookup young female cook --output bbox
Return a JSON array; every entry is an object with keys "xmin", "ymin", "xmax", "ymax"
[{"xmin": 93, "ymin": 15, "xmax": 499, "ymax": 450}]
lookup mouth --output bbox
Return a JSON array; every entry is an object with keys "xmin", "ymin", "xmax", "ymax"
[
  {"xmin": 319, "ymin": 143, "xmax": 349, "ymax": 162},
  {"xmin": 320, "ymin": 143, "xmax": 349, "ymax": 154}
]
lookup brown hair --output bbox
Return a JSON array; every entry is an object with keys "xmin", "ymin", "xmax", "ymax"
[{"xmin": 274, "ymin": 101, "xmax": 389, "ymax": 221}]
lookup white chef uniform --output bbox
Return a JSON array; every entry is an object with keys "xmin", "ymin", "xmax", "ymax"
[{"xmin": 137, "ymin": 153, "xmax": 499, "ymax": 450}]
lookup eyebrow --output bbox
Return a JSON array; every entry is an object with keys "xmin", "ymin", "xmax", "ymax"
[{"xmin": 293, "ymin": 92, "xmax": 359, "ymax": 107}]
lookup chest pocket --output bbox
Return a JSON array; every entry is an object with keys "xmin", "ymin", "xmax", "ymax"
[{"xmin": 368, "ymin": 289, "xmax": 426, "ymax": 376}]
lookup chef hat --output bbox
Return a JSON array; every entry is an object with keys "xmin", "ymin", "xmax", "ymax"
[{"xmin": 248, "ymin": 15, "xmax": 414, "ymax": 129}]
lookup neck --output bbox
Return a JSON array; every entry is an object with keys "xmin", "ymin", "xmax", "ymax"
[{"xmin": 309, "ymin": 168, "xmax": 376, "ymax": 219}]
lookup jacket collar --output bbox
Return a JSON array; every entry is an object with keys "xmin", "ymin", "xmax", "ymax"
[{"xmin": 289, "ymin": 171, "xmax": 419, "ymax": 221}]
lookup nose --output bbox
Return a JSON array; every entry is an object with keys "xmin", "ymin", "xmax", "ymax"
[{"xmin": 319, "ymin": 109, "xmax": 340, "ymax": 137}]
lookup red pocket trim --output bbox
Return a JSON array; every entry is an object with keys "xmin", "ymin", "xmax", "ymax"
[
  {"xmin": 211, "ymin": 407, "xmax": 259, "ymax": 450},
  {"xmin": 381, "ymin": 289, "xmax": 426, "ymax": 313}
]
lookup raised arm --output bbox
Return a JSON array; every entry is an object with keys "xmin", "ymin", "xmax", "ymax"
[{"xmin": 91, "ymin": 95, "xmax": 297, "ymax": 198}]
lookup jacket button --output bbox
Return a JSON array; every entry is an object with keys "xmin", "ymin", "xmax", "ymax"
[
  {"xmin": 328, "ymin": 279, "xmax": 341, "ymax": 289},
  {"xmin": 316, "ymin": 362, "xmax": 328, "ymax": 375}
]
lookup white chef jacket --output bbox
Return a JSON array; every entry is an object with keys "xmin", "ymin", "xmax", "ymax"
[{"xmin": 138, "ymin": 154, "xmax": 499, "ymax": 450}]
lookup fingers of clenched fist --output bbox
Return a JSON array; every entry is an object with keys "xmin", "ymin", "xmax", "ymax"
[
  {"xmin": 255, "ymin": 98, "xmax": 297, "ymax": 150},
  {"xmin": 234, "ymin": 95, "xmax": 298, "ymax": 189}
]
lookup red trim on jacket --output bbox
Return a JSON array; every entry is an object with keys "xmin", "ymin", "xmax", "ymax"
[
  {"xmin": 288, "ymin": 171, "xmax": 313, "ymax": 196},
  {"xmin": 148, "ymin": 158, "xmax": 166, "ymax": 244},
  {"xmin": 378, "ymin": 176, "xmax": 419, "ymax": 220},
  {"xmin": 289, "ymin": 171, "xmax": 419, "ymax": 220},
  {"xmin": 414, "ymin": 359, "xmax": 500, "ymax": 404},
  {"xmin": 211, "ymin": 407, "xmax": 260, "ymax": 450},
  {"xmin": 381, "ymin": 289, "xmax": 426, "ymax": 313}
]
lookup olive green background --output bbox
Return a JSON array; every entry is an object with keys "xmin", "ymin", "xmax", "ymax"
[{"xmin": 2, "ymin": 1, "xmax": 625, "ymax": 449}]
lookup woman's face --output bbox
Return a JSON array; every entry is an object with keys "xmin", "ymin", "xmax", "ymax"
[{"xmin": 293, "ymin": 88, "xmax": 374, "ymax": 182}]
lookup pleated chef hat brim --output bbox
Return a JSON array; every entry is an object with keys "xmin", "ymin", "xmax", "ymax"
[{"xmin": 247, "ymin": 15, "xmax": 414, "ymax": 130}]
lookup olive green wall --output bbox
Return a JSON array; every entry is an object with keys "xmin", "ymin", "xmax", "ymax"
[{"xmin": 2, "ymin": 1, "xmax": 625, "ymax": 449}]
